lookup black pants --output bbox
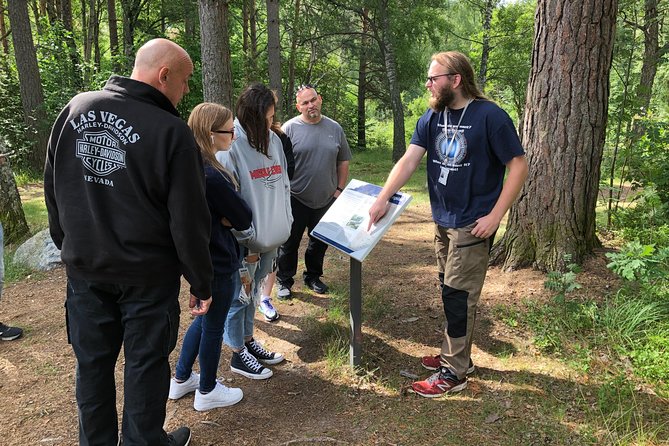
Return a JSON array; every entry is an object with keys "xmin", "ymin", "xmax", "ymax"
[
  {"xmin": 277, "ymin": 196, "xmax": 332, "ymax": 288},
  {"xmin": 65, "ymin": 276, "xmax": 181, "ymax": 446}
]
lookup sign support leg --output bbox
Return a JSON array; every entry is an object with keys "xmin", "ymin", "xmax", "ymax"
[{"xmin": 349, "ymin": 258, "xmax": 362, "ymax": 367}]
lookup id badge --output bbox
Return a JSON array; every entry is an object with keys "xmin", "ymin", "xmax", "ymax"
[{"xmin": 438, "ymin": 166, "xmax": 449, "ymax": 186}]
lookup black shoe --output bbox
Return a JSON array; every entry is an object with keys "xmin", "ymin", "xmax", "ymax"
[
  {"xmin": 245, "ymin": 338, "xmax": 285, "ymax": 365},
  {"xmin": 304, "ymin": 278, "xmax": 329, "ymax": 294},
  {"xmin": 230, "ymin": 347, "xmax": 273, "ymax": 379},
  {"xmin": 167, "ymin": 427, "xmax": 191, "ymax": 446},
  {"xmin": 0, "ymin": 323, "xmax": 23, "ymax": 341}
]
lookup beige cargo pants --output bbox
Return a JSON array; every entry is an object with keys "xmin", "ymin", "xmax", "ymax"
[{"xmin": 434, "ymin": 222, "xmax": 492, "ymax": 379}]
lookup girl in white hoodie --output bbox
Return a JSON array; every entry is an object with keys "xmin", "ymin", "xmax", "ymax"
[{"xmin": 217, "ymin": 83, "xmax": 293, "ymax": 379}]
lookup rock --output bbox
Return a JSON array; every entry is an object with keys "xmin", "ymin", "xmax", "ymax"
[{"xmin": 13, "ymin": 229, "xmax": 62, "ymax": 271}]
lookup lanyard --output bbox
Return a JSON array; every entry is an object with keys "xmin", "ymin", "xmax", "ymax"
[{"xmin": 441, "ymin": 99, "xmax": 473, "ymax": 165}]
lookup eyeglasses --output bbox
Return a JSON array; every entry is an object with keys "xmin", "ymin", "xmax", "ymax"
[
  {"xmin": 296, "ymin": 84, "xmax": 317, "ymax": 95},
  {"xmin": 212, "ymin": 129, "xmax": 234, "ymax": 135},
  {"xmin": 426, "ymin": 73, "xmax": 457, "ymax": 84}
]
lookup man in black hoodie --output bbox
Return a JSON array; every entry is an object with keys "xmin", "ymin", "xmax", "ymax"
[{"xmin": 44, "ymin": 38, "xmax": 212, "ymax": 446}]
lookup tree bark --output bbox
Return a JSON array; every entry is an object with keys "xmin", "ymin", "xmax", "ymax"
[
  {"xmin": 266, "ymin": 0, "xmax": 282, "ymax": 118},
  {"xmin": 0, "ymin": 0, "xmax": 9, "ymax": 55},
  {"xmin": 60, "ymin": 0, "xmax": 84, "ymax": 89},
  {"xmin": 478, "ymin": 0, "xmax": 497, "ymax": 91},
  {"xmin": 357, "ymin": 8, "xmax": 369, "ymax": 151},
  {"xmin": 285, "ymin": 0, "xmax": 300, "ymax": 116},
  {"xmin": 198, "ymin": 0, "xmax": 233, "ymax": 106},
  {"xmin": 378, "ymin": 0, "xmax": 405, "ymax": 162},
  {"xmin": 120, "ymin": 0, "xmax": 143, "ymax": 70},
  {"xmin": 0, "ymin": 149, "xmax": 29, "ymax": 244},
  {"xmin": 107, "ymin": 0, "xmax": 121, "ymax": 72},
  {"xmin": 636, "ymin": 0, "xmax": 659, "ymax": 113},
  {"xmin": 243, "ymin": 0, "xmax": 258, "ymax": 82},
  {"xmin": 184, "ymin": 0, "xmax": 197, "ymax": 41},
  {"xmin": 493, "ymin": 0, "xmax": 617, "ymax": 272},
  {"xmin": 7, "ymin": 0, "xmax": 50, "ymax": 172}
]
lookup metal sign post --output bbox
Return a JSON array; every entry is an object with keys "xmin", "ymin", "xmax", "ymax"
[
  {"xmin": 310, "ymin": 179, "xmax": 412, "ymax": 369},
  {"xmin": 349, "ymin": 258, "xmax": 362, "ymax": 367}
]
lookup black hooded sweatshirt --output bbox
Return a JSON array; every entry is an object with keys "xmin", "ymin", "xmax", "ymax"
[{"xmin": 44, "ymin": 76, "xmax": 212, "ymax": 299}]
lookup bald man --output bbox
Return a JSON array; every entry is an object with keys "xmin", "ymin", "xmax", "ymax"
[{"xmin": 45, "ymin": 38, "xmax": 210, "ymax": 446}]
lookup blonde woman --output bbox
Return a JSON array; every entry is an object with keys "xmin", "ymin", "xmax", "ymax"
[{"xmin": 169, "ymin": 103, "xmax": 251, "ymax": 410}]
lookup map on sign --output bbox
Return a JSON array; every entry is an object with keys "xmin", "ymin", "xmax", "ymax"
[{"xmin": 311, "ymin": 179, "xmax": 412, "ymax": 262}]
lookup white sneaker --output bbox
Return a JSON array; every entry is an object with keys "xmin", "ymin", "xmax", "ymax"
[
  {"xmin": 258, "ymin": 298, "xmax": 280, "ymax": 322},
  {"xmin": 277, "ymin": 285, "xmax": 292, "ymax": 299},
  {"xmin": 168, "ymin": 372, "xmax": 200, "ymax": 400},
  {"xmin": 193, "ymin": 381, "xmax": 243, "ymax": 411}
]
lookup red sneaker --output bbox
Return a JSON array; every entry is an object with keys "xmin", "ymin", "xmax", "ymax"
[
  {"xmin": 411, "ymin": 369, "xmax": 467, "ymax": 398},
  {"xmin": 420, "ymin": 355, "xmax": 476, "ymax": 374}
]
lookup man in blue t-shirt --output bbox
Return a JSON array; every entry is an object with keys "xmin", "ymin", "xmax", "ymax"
[{"xmin": 369, "ymin": 51, "xmax": 528, "ymax": 397}]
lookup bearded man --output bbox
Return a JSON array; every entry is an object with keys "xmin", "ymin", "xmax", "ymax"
[{"xmin": 368, "ymin": 51, "xmax": 528, "ymax": 397}]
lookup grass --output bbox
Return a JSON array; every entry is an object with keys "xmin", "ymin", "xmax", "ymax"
[
  {"xmin": 349, "ymin": 146, "xmax": 430, "ymax": 205},
  {"xmin": 22, "ymin": 198, "xmax": 49, "ymax": 234}
]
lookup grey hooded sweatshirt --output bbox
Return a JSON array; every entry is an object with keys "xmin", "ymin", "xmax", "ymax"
[{"xmin": 216, "ymin": 119, "xmax": 293, "ymax": 253}]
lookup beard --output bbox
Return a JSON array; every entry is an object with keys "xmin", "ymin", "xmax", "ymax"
[{"xmin": 429, "ymin": 85, "xmax": 455, "ymax": 112}]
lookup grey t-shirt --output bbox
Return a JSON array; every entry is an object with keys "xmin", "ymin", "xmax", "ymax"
[{"xmin": 282, "ymin": 115, "xmax": 352, "ymax": 209}]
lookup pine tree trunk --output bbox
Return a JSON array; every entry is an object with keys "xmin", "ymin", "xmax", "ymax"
[
  {"xmin": 357, "ymin": 8, "xmax": 368, "ymax": 151},
  {"xmin": 0, "ymin": 0, "xmax": 9, "ymax": 55},
  {"xmin": 107, "ymin": 0, "xmax": 120, "ymax": 72},
  {"xmin": 198, "ymin": 0, "xmax": 233, "ymax": 106},
  {"xmin": 636, "ymin": 0, "xmax": 659, "ymax": 112},
  {"xmin": 60, "ymin": 0, "xmax": 83, "ymax": 89},
  {"xmin": 285, "ymin": 0, "xmax": 300, "ymax": 116},
  {"xmin": 478, "ymin": 0, "xmax": 496, "ymax": 91},
  {"xmin": 492, "ymin": 0, "xmax": 617, "ymax": 272},
  {"xmin": 378, "ymin": 0, "xmax": 405, "ymax": 162},
  {"xmin": 0, "ymin": 148, "xmax": 29, "ymax": 244},
  {"xmin": 7, "ymin": 0, "xmax": 49, "ymax": 172},
  {"xmin": 266, "ymin": 0, "xmax": 282, "ymax": 118},
  {"xmin": 121, "ymin": 0, "xmax": 142, "ymax": 70}
]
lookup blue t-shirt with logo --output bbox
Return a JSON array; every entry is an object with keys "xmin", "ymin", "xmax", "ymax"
[{"xmin": 410, "ymin": 99, "xmax": 524, "ymax": 228}]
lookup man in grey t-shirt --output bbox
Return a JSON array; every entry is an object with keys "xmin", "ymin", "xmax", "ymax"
[{"xmin": 276, "ymin": 85, "xmax": 352, "ymax": 297}]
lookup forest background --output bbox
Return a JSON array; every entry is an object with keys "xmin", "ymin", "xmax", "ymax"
[{"xmin": 0, "ymin": 0, "xmax": 668, "ymax": 444}]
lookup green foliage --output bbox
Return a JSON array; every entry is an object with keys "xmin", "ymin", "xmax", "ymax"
[
  {"xmin": 598, "ymin": 293, "xmax": 666, "ymax": 346},
  {"xmin": 544, "ymin": 255, "xmax": 583, "ymax": 296},
  {"xmin": 626, "ymin": 117, "xmax": 669, "ymax": 204},
  {"xmin": 3, "ymin": 248, "xmax": 39, "ymax": 284},
  {"xmin": 595, "ymin": 373, "xmax": 666, "ymax": 445},
  {"xmin": 477, "ymin": 0, "xmax": 535, "ymax": 118},
  {"xmin": 629, "ymin": 330, "xmax": 669, "ymax": 382},
  {"xmin": 0, "ymin": 66, "xmax": 33, "ymax": 161},
  {"xmin": 611, "ymin": 188, "xmax": 669, "ymax": 247},
  {"xmin": 606, "ymin": 241, "xmax": 669, "ymax": 295},
  {"xmin": 35, "ymin": 20, "xmax": 87, "ymax": 118}
]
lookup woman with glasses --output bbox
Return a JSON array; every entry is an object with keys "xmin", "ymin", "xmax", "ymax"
[
  {"xmin": 168, "ymin": 103, "xmax": 249, "ymax": 411},
  {"xmin": 217, "ymin": 83, "xmax": 292, "ymax": 380}
]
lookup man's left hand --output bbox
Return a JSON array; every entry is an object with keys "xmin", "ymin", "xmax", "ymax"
[
  {"xmin": 471, "ymin": 214, "xmax": 501, "ymax": 239},
  {"xmin": 190, "ymin": 294, "xmax": 212, "ymax": 316}
]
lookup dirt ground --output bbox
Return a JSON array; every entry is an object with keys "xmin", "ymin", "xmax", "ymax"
[{"xmin": 0, "ymin": 201, "xmax": 665, "ymax": 445}]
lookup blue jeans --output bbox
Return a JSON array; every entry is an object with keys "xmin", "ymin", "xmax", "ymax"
[
  {"xmin": 174, "ymin": 272, "xmax": 236, "ymax": 392},
  {"xmin": 66, "ymin": 276, "xmax": 181, "ymax": 446},
  {"xmin": 223, "ymin": 249, "xmax": 277, "ymax": 349}
]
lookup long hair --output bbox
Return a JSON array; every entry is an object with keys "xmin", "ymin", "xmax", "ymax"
[
  {"xmin": 187, "ymin": 102, "xmax": 238, "ymax": 188},
  {"xmin": 431, "ymin": 51, "xmax": 487, "ymax": 101},
  {"xmin": 235, "ymin": 83, "xmax": 277, "ymax": 156}
]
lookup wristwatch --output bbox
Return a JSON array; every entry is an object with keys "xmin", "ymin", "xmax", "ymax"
[{"xmin": 336, "ymin": 187, "xmax": 343, "ymax": 192}]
